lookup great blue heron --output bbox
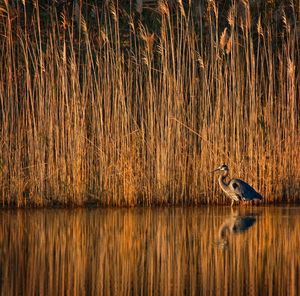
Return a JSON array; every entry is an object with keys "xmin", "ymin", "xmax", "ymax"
[{"xmin": 213, "ymin": 164, "xmax": 263, "ymax": 206}]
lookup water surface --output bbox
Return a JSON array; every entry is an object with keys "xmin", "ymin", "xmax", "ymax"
[{"xmin": 0, "ymin": 206, "xmax": 299, "ymax": 295}]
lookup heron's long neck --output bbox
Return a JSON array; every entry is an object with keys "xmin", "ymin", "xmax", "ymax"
[{"xmin": 218, "ymin": 171, "xmax": 229, "ymax": 191}]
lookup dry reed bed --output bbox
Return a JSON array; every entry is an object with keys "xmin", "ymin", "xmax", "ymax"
[{"xmin": 0, "ymin": 1, "xmax": 299, "ymax": 206}]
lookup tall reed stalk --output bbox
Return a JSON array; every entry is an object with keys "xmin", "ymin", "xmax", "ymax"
[{"xmin": 0, "ymin": 0, "xmax": 299, "ymax": 206}]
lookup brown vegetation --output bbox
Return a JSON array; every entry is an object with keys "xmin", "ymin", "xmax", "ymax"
[{"xmin": 0, "ymin": 0, "xmax": 299, "ymax": 206}]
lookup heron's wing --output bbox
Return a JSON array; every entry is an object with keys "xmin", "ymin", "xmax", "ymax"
[{"xmin": 229, "ymin": 179, "xmax": 262, "ymax": 200}]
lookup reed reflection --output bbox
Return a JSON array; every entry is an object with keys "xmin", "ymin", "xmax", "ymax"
[{"xmin": 0, "ymin": 207, "xmax": 299, "ymax": 296}]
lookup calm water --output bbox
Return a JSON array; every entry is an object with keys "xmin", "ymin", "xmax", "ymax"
[{"xmin": 0, "ymin": 206, "xmax": 299, "ymax": 296}]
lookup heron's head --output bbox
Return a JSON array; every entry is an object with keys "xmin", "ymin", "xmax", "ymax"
[{"xmin": 212, "ymin": 164, "xmax": 229, "ymax": 173}]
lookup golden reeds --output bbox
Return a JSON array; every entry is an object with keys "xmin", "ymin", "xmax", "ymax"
[{"xmin": 0, "ymin": 1, "xmax": 299, "ymax": 206}]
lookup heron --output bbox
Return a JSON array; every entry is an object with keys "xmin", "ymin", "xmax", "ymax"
[{"xmin": 213, "ymin": 164, "xmax": 263, "ymax": 206}]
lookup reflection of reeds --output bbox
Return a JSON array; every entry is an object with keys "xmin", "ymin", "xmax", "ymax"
[
  {"xmin": 0, "ymin": 208, "xmax": 299, "ymax": 295},
  {"xmin": 0, "ymin": 1, "xmax": 299, "ymax": 206}
]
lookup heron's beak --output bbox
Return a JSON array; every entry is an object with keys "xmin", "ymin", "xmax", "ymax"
[{"xmin": 211, "ymin": 168, "xmax": 220, "ymax": 173}]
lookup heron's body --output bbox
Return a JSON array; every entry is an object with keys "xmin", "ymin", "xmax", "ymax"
[{"xmin": 214, "ymin": 164, "xmax": 263, "ymax": 206}]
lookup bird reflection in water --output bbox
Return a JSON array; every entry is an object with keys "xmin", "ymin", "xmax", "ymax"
[{"xmin": 216, "ymin": 210, "xmax": 258, "ymax": 248}]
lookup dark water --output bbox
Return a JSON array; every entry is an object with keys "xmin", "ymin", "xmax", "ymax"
[{"xmin": 0, "ymin": 206, "xmax": 299, "ymax": 296}]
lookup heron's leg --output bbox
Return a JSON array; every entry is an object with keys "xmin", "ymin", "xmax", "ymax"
[{"xmin": 231, "ymin": 199, "xmax": 234, "ymax": 207}]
